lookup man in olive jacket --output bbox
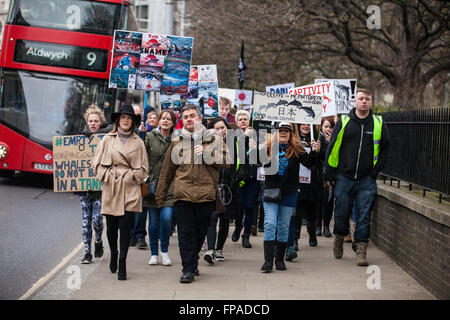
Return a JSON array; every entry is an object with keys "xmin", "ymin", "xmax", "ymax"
[{"xmin": 156, "ymin": 105, "xmax": 229, "ymax": 283}]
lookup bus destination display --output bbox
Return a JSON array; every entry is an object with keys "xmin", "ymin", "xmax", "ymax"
[{"xmin": 14, "ymin": 40, "xmax": 108, "ymax": 72}]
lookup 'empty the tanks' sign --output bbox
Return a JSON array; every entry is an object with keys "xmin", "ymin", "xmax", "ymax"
[{"xmin": 52, "ymin": 134, "xmax": 106, "ymax": 192}]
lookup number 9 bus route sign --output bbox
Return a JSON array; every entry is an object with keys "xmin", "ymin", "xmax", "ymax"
[{"xmin": 52, "ymin": 134, "xmax": 106, "ymax": 192}]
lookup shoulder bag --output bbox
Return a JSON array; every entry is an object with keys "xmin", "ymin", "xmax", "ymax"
[{"xmin": 263, "ymin": 158, "xmax": 292, "ymax": 203}]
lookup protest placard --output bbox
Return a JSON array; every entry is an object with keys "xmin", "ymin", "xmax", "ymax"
[
  {"xmin": 315, "ymin": 79, "xmax": 357, "ymax": 114},
  {"xmin": 109, "ymin": 30, "xmax": 194, "ymax": 95},
  {"xmin": 299, "ymin": 147, "xmax": 311, "ymax": 184},
  {"xmin": 52, "ymin": 134, "xmax": 106, "ymax": 192},
  {"xmin": 234, "ymin": 89, "xmax": 253, "ymax": 110},
  {"xmin": 266, "ymin": 83, "xmax": 295, "ymax": 95},
  {"xmin": 198, "ymin": 65, "xmax": 219, "ymax": 118},
  {"xmin": 288, "ymin": 82, "xmax": 336, "ymax": 117},
  {"xmin": 253, "ymin": 92, "xmax": 322, "ymax": 124}
]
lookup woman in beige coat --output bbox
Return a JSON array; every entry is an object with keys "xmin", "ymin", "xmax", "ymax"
[{"xmin": 94, "ymin": 104, "xmax": 148, "ymax": 280}]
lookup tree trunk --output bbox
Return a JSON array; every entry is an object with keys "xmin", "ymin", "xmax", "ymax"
[{"xmin": 392, "ymin": 77, "xmax": 426, "ymax": 110}]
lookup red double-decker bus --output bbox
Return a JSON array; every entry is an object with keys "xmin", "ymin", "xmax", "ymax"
[{"xmin": 0, "ymin": 0, "xmax": 137, "ymax": 177}]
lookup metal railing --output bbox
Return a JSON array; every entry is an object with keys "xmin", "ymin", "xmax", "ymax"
[{"xmin": 379, "ymin": 108, "xmax": 450, "ymax": 202}]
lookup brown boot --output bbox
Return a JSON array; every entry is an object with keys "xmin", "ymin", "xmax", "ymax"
[
  {"xmin": 333, "ymin": 235, "xmax": 345, "ymax": 259},
  {"xmin": 356, "ymin": 242, "xmax": 369, "ymax": 266}
]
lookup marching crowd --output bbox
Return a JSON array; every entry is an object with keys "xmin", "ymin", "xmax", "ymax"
[{"xmin": 76, "ymin": 88, "xmax": 390, "ymax": 283}]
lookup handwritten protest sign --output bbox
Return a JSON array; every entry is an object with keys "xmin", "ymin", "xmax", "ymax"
[
  {"xmin": 253, "ymin": 92, "xmax": 322, "ymax": 124},
  {"xmin": 289, "ymin": 82, "xmax": 336, "ymax": 117},
  {"xmin": 315, "ymin": 79, "xmax": 357, "ymax": 114},
  {"xmin": 53, "ymin": 134, "xmax": 106, "ymax": 192}
]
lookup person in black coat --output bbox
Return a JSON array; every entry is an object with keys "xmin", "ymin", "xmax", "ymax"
[
  {"xmin": 203, "ymin": 117, "xmax": 241, "ymax": 263},
  {"xmin": 316, "ymin": 117, "xmax": 335, "ymax": 238},
  {"xmin": 260, "ymin": 122, "xmax": 320, "ymax": 272},
  {"xmin": 231, "ymin": 110, "xmax": 260, "ymax": 248}
]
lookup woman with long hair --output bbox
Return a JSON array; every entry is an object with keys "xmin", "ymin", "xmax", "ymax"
[
  {"xmin": 261, "ymin": 122, "xmax": 320, "ymax": 273},
  {"xmin": 144, "ymin": 110, "xmax": 177, "ymax": 266},
  {"xmin": 93, "ymin": 105, "xmax": 148, "ymax": 280}
]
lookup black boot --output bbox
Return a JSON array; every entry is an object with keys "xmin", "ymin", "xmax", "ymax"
[
  {"xmin": 307, "ymin": 222, "xmax": 318, "ymax": 247},
  {"xmin": 231, "ymin": 221, "xmax": 243, "ymax": 242},
  {"xmin": 275, "ymin": 241, "xmax": 287, "ymax": 270},
  {"xmin": 293, "ymin": 229, "xmax": 300, "ymax": 251},
  {"xmin": 94, "ymin": 241, "xmax": 104, "ymax": 258},
  {"xmin": 242, "ymin": 234, "xmax": 252, "ymax": 248},
  {"xmin": 109, "ymin": 250, "xmax": 118, "ymax": 273},
  {"xmin": 118, "ymin": 258, "xmax": 126, "ymax": 280},
  {"xmin": 261, "ymin": 240, "xmax": 275, "ymax": 272}
]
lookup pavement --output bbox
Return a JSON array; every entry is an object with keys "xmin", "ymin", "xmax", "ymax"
[{"xmin": 28, "ymin": 224, "xmax": 436, "ymax": 300}]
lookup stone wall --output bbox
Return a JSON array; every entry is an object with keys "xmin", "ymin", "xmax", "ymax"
[{"xmin": 371, "ymin": 183, "xmax": 450, "ymax": 299}]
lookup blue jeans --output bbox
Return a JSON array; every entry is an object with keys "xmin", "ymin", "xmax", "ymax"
[
  {"xmin": 333, "ymin": 174, "xmax": 377, "ymax": 243},
  {"xmin": 148, "ymin": 207, "xmax": 174, "ymax": 255},
  {"xmin": 130, "ymin": 207, "xmax": 147, "ymax": 240},
  {"xmin": 263, "ymin": 201, "xmax": 295, "ymax": 242}
]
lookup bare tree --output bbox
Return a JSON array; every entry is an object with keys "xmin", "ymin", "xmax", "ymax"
[{"xmin": 185, "ymin": 0, "xmax": 449, "ymax": 110}]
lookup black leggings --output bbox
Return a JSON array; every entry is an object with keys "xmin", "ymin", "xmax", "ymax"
[
  {"xmin": 206, "ymin": 211, "xmax": 230, "ymax": 251},
  {"xmin": 317, "ymin": 187, "xmax": 334, "ymax": 229},
  {"xmin": 294, "ymin": 199, "xmax": 319, "ymax": 238},
  {"xmin": 105, "ymin": 212, "xmax": 135, "ymax": 260}
]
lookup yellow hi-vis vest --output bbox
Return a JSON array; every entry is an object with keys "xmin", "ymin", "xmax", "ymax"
[{"xmin": 328, "ymin": 114, "xmax": 383, "ymax": 168}]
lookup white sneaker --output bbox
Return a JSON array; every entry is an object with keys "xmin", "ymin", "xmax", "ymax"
[
  {"xmin": 204, "ymin": 250, "xmax": 215, "ymax": 265},
  {"xmin": 215, "ymin": 250, "xmax": 224, "ymax": 261},
  {"xmin": 161, "ymin": 252, "xmax": 172, "ymax": 266},
  {"xmin": 148, "ymin": 255, "xmax": 158, "ymax": 265}
]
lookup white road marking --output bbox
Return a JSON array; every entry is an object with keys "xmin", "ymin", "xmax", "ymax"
[{"xmin": 19, "ymin": 242, "xmax": 84, "ymax": 300}]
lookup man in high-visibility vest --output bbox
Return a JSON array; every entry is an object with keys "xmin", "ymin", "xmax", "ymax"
[{"xmin": 325, "ymin": 88, "xmax": 390, "ymax": 266}]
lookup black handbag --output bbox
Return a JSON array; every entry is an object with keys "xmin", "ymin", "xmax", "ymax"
[
  {"xmin": 263, "ymin": 188, "xmax": 282, "ymax": 202},
  {"xmin": 142, "ymin": 149, "xmax": 167, "ymax": 201},
  {"xmin": 263, "ymin": 158, "xmax": 292, "ymax": 203},
  {"xmin": 142, "ymin": 178, "xmax": 158, "ymax": 200}
]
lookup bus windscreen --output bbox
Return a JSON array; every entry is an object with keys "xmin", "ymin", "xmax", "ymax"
[{"xmin": 8, "ymin": 0, "xmax": 121, "ymax": 36}]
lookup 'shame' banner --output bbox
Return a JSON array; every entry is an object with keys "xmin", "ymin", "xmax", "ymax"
[
  {"xmin": 253, "ymin": 92, "xmax": 323, "ymax": 124},
  {"xmin": 109, "ymin": 30, "xmax": 194, "ymax": 94},
  {"xmin": 53, "ymin": 134, "xmax": 107, "ymax": 192}
]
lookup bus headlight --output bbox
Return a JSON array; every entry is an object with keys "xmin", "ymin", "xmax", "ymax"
[{"xmin": 0, "ymin": 144, "xmax": 8, "ymax": 160}]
